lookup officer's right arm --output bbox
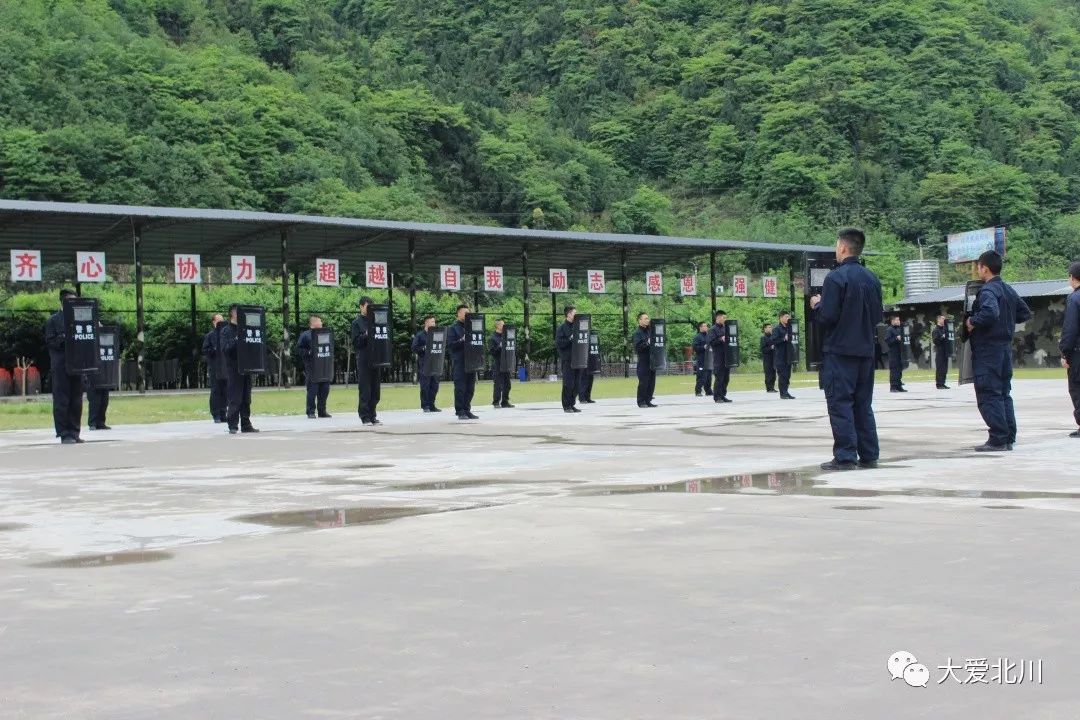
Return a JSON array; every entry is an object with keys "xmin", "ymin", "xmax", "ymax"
[
  {"xmin": 45, "ymin": 315, "xmax": 64, "ymax": 351},
  {"xmin": 297, "ymin": 332, "xmax": 310, "ymax": 359},
  {"xmin": 970, "ymin": 288, "xmax": 1000, "ymax": 329},
  {"xmin": 221, "ymin": 327, "xmax": 237, "ymax": 354},
  {"xmin": 555, "ymin": 326, "xmax": 571, "ymax": 351},
  {"xmin": 814, "ymin": 275, "xmax": 844, "ymax": 327},
  {"xmin": 351, "ymin": 319, "xmax": 368, "ymax": 350},
  {"xmin": 412, "ymin": 332, "xmax": 425, "ymax": 354},
  {"xmin": 1061, "ymin": 296, "xmax": 1080, "ymax": 354},
  {"xmin": 633, "ymin": 331, "xmax": 649, "ymax": 353}
]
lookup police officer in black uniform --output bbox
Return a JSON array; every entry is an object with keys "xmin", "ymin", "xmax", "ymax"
[
  {"xmin": 1061, "ymin": 261, "xmax": 1080, "ymax": 438},
  {"xmin": 220, "ymin": 304, "xmax": 259, "ymax": 435},
  {"xmin": 885, "ymin": 316, "xmax": 906, "ymax": 392},
  {"xmin": 412, "ymin": 314, "xmax": 441, "ymax": 412},
  {"xmin": 632, "ymin": 312, "xmax": 657, "ymax": 408},
  {"xmin": 201, "ymin": 313, "xmax": 227, "ymax": 423},
  {"xmin": 297, "ymin": 314, "xmax": 332, "ymax": 419},
  {"xmin": 692, "ymin": 321, "xmax": 712, "ymax": 397},
  {"xmin": 967, "ymin": 251, "xmax": 1031, "ymax": 451},
  {"xmin": 760, "ymin": 323, "xmax": 777, "ymax": 392},
  {"xmin": 555, "ymin": 306, "xmax": 580, "ymax": 413},
  {"xmin": 707, "ymin": 310, "xmax": 731, "ymax": 403},
  {"xmin": 932, "ymin": 315, "xmax": 951, "ymax": 390},
  {"xmin": 45, "ymin": 289, "xmax": 84, "ymax": 444},
  {"xmin": 351, "ymin": 296, "xmax": 381, "ymax": 426},
  {"xmin": 490, "ymin": 318, "xmax": 514, "ymax": 408},
  {"xmin": 810, "ymin": 228, "xmax": 884, "ymax": 471},
  {"xmin": 447, "ymin": 303, "xmax": 479, "ymax": 420},
  {"xmin": 770, "ymin": 312, "xmax": 796, "ymax": 399}
]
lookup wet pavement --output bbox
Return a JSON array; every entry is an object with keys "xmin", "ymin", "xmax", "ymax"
[{"xmin": 1, "ymin": 378, "xmax": 1078, "ymax": 718}]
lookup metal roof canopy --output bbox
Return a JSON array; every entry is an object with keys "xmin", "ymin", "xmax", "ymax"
[
  {"xmin": 896, "ymin": 279, "xmax": 1072, "ymax": 307},
  {"xmin": 0, "ymin": 200, "xmax": 834, "ymax": 278}
]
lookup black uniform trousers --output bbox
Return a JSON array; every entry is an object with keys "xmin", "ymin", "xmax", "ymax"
[
  {"xmin": 636, "ymin": 363, "xmax": 656, "ymax": 405},
  {"xmin": 889, "ymin": 352, "xmax": 904, "ymax": 389},
  {"xmin": 775, "ymin": 359, "xmax": 792, "ymax": 395},
  {"xmin": 972, "ymin": 343, "xmax": 1016, "ymax": 446},
  {"xmin": 419, "ymin": 374, "xmax": 440, "ymax": 410},
  {"xmin": 763, "ymin": 353, "xmax": 776, "ymax": 391},
  {"xmin": 226, "ymin": 371, "xmax": 253, "ymax": 431},
  {"xmin": 209, "ymin": 373, "xmax": 227, "ymax": 422},
  {"xmin": 821, "ymin": 353, "xmax": 879, "ymax": 464},
  {"xmin": 712, "ymin": 364, "xmax": 730, "ymax": 400},
  {"xmin": 357, "ymin": 367, "xmax": 381, "ymax": 422},
  {"xmin": 935, "ymin": 348, "xmax": 949, "ymax": 387},
  {"xmin": 561, "ymin": 361, "xmax": 579, "ymax": 409},
  {"xmin": 694, "ymin": 367, "xmax": 712, "ymax": 395},
  {"xmin": 306, "ymin": 379, "xmax": 330, "ymax": 416},
  {"xmin": 1069, "ymin": 349, "xmax": 1080, "ymax": 428},
  {"xmin": 493, "ymin": 371, "xmax": 512, "ymax": 406},
  {"xmin": 51, "ymin": 370, "xmax": 83, "ymax": 439},
  {"xmin": 578, "ymin": 372, "xmax": 595, "ymax": 402},
  {"xmin": 87, "ymin": 388, "xmax": 109, "ymax": 428},
  {"xmin": 453, "ymin": 366, "xmax": 476, "ymax": 415}
]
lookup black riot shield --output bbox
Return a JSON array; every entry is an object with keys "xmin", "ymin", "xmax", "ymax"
[
  {"xmin": 501, "ymin": 326, "xmax": 517, "ymax": 371},
  {"xmin": 876, "ymin": 323, "xmax": 889, "ymax": 358},
  {"xmin": 958, "ymin": 280, "xmax": 984, "ymax": 385},
  {"xmin": 945, "ymin": 318, "xmax": 956, "ymax": 357},
  {"xmin": 464, "ymin": 313, "xmax": 486, "ymax": 373},
  {"xmin": 63, "ymin": 297, "xmax": 100, "ymax": 374},
  {"xmin": 649, "ymin": 319, "xmax": 667, "ymax": 371},
  {"xmin": 571, "ymin": 314, "xmax": 590, "ymax": 370},
  {"xmin": 368, "ymin": 304, "xmax": 392, "ymax": 368},
  {"xmin": 901, "ymin": 322, "xmax": 913, "ymax": 364},
  {"xmin": 309, "ymin": 328, "xmax": 335, "ymax": 383},
  {"xmin": 804, "ymin": 254, "xmax": 834, "ymax": 371},
  {"xmin": 587, "ymin": 331, "xmax": 602, "ymax": 375},
  {"xmin": 787, "ymin": 318, "xmax": 801, "ymax": 367},
  {"xmin": 96, "ymin": 325, "xmax": 121, "ymax": 391},
  {"xmin": 724, "ymin": 319, "xmax": 741, "ymax": 368},
  {"xmin": 421, "ymin": 327, "xmax": 446, "ymax": 376},
  {"xmin": 237, "ymin": 305, "xmax": 267, "ymax": 374}
]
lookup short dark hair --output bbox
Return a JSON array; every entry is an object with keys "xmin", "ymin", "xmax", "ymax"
[
  {"xmin": 637, "ymin": 312, "xmax": 648, "ymax": 321},
  {"xmin": 838, "ymin": 228, "xmax": 866, "ymax": 255},
  {"xmin": 456, "ymin": 304, "xmax": 470, "ymax": 312},
  {"xmin": 59, "ymin": 289, "xmax": 76, "ymax": 299},
  {"xmin": 359, "ymin": 296, "xmax": 373, "ymax": 307},
  {"xmin": 779, "ymin": 311, "xmax": 790, "ymax": 318},
  {"xmin": 977, "ymin": 251, "xmax": 1003, "ymax": 275},
  {"xmin": 762, "ymin": 322, "xmax": 772, "ymax": 331},
  {"xmin": 309, "ymin": 314, "xmax": 320, "ymax": 322},
  {"xmin": 1069, "ymin": 261, "xmax": 1080, "ymax": 281},
  {"xmin": 423, "ymin": 314, "xmax": 436, "ymax": 322},
  {"xmin": 714, "ymin": 309, "xmax": 727, "ymax": 319},
  {"xmin": 564, "ymin": 305, "xmax": 575, "ymax": 316}
]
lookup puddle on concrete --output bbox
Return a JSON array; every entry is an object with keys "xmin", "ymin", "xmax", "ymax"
[
  {"xmin": 33, "ymin": 550, "xmax": 173, "ymax": 569},
  {"xmin": 984, "ymin": 504, "xmax": 1025, "ymax": 510},
  {"xmin": 334, "ymin": 463, "xmax": 394, "ymax": 470},
  {"xmin": 832, "ymin": 505, "xmax": 883, "ymax": 511},
  {"xmin": 232, "ymin": 504, "xmax": 479, "ymax": 529},
  {"xmin": 0, "ymin": 522, "xmax": 29, "ymax": 532},
  {"xmin": 576, "ymin": 470, "xmax": 1080, "ymax": 501},
  {"xmin": 391, "ymin": 478, "xmax": 580, "ymax": 491}
]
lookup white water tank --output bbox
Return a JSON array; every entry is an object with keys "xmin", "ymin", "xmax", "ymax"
[{"xmin": 903, "ymin": 260, "xmax": 939, "ymax": 297}]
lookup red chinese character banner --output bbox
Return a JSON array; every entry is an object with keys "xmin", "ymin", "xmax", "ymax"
[
  {"xmin": 587, "ymin": 269, "xmax": 606, "ymax": 294},
  {"xmin": 440, "ymin": 264, "xmax": 461, "ymax": 291},
  {"xmin": 76, "ymin": 252, "xmax": 106, "ymax": 283},
  {"xmin": 732, "ymin": 274, "xmax": 748, "ymax": 297},
  {"xmin": 680, "ymin": 274, "xmax": 697, "ymax": 296},
  {"xmin": 10, "ymin": 250, "xmax": 42, "ymax": 282},
  {"xmin": 231, "ymin": 255, "xmax": 256, "ymax": 284},
  {"xmin": 366, "ymin": 261, "xmax": 388, "ymax": 289},
  {"xmin": 174, "ymin": 254, "xmax": 202, "ymax": 284},
  {"xmin": 762, "ymin": 276, "xmax": 779, "ymax": 298},
  {"xmin": 316, "ymin": 258, "xmax": 340, "ymax": 287},
  {"xmin": 548, "ymin": 268, "xmax": 568, "ymax": 293},
  {"xmin": 645, "ymin": 271, "xmax": 663, "ymax": 295},
  {"xmin": 484, "ymin": 266, "xmax": 504, "ymax": 292}
]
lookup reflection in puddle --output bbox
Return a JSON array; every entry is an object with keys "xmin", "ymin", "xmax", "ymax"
[
  {"xmin": 33, "ymin": 550, "xmax": 173, "ymax": 568},
  {"xmin": 391, "ymin": 478, "xmax": 576, "ymax": 491},
  {"xmin": 0, "ymin": 522, "xmax": 29, "ymax": 532},
  {"xmin": 832, "ymin": 505, "xmax": 883, "ymax": 511},
  {"xmin": 232, "ymin": 505, "xmax": 477, "ymax": 528},
  {"xmin": 334, "ymin": 463, "xmax": 394, "ymax": 470},
  {"xmin": 577, "ymin": 471, "xmax": 1080, "ymax": 501},
  {"xmin": 984, "ymin": 505, "xmax": 1025, "ymax": 510}
]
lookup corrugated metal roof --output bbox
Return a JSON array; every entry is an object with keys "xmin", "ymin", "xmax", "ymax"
[
  {"xmin": 0, "ymin": 199, "xmax": 834, "ymax": 278},
  {"xmin": 897, "ymin": 279, "xmax": 1072, "ymax": 306}
]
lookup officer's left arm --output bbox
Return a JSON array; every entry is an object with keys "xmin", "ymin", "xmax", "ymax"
[
  {"xmin": 351, "ymin": 319, "xmax": 368, "ymax": 350},
  {"xmin": 45, "ymin": 315, "xmax": 65, "ymax": 351},
  {"xmin": 1015, "ymin": 296, "xmax": 1032, "ymax": 324},
  {"xmin": 1059, "ymin": 298, "xmax": 1079, "ymax": 353}
]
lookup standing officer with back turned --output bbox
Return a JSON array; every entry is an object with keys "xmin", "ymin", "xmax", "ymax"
[
  {"xmin": 692, "ymin": 321, "xmax": 712, "ymax": 397},
  {"xmin": 351, "ymin": 296, "xmax": 382, "ymax": 426},
  {"xmin": 810, "ymin": 228, "xmax": 883, "ymax": 471},
  {"xmin": 555, "ymin": 306, "xmax": 580, "ymax": 413},
  {"xmin": 45, "ymin": 289, "xmax": 83, "ymax": 444},
  {"xmin": 932, "ymin": 315, "xmax": 951, "ymax": 390},
  {"xmin": 966, "ymin": 251, "xmax": 1031, "ymax": 451},
  {"xmin": 447, "ymin": 304, "xmax": 479, "ymax": 420},
  {"xmin": 633, "ymin": 312, "xmax": 657, "ymax": 408},
  {"xmin": 885, "ymin": 315, "xmax": 906, "ymax": 392}
]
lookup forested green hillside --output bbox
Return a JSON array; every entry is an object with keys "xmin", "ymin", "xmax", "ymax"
[{"xmin": 2, "ymin": 0, "xmax": 1079, "ymax": 275}]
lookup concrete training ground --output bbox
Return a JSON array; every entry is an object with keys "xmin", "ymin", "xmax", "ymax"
[{"xmin": 1, "ymin": 379, "xmax": 1078, "ymax": 719}]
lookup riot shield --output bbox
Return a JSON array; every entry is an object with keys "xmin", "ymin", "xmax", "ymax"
[
  {"xmin": 501, "ymin": 326, "xmax": 517, "ymax": 371},
  {"xmin": 958, "ymin": 281, "xmax": 984, "ymax": 386},
  {"xmin": 464, "ymin": 313, "xmax": 486, "ymax": 373},
  {"xmin": 421, "ymin": 327, "xmax": 446, "ymax": 376},
  {"xmin": 95, "ymin": 325, "xmax": 121, "ymax": 391},
  {"xmin": 703, "ymin": 344, "xmax": 714, "ymax": 370},
  {"xmin": 901, "ymin": 322, "xmax": 913, "ymax": 365},
  {"xmin": 724, "ymin": 319, "xmax": 740, "ymax": 368},
  {"xmin": 309, "ymin": 328, "xmax": 335, "ymax": 383},
  {"xmin": 787, "ymin": 318, "xmax": 801, "ymax": 367},
  {"xmin": 237, "ymin": 305, "xmax": 267, "ymax": 374},
  {"xmin": 804, "ymin": 254, "xmax": 834, "ymax": 371},
  {"xmin": 63, "ymin": 297, "xmax": 100, "ymax": 374},
  {"xmin": 649, "ymin": 319, "xmax": 667, "ymax": 371},
  {"xmin": 368, "ymin": 305, "xmax": 392, "ymax": 368},
  {"xmin": 945, "ymin": 318, "xmax": 956, "ymax": 358},
  {"xmin": 876, "ymin": 323, "xmax": 889, "ymax": 358},
  {"xmin": 587, "ymin": 331, "xmax": 602, "ymax": 375},
  {"xmin": 571, "ymin": 314, "xmax": 590, "ymax": 370}
]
